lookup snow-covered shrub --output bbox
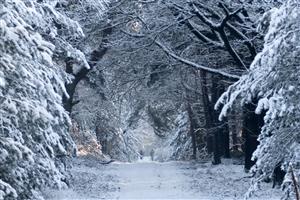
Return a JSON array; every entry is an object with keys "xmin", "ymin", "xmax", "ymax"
[
  {"xmin": 156, "ymin": 111, "xmax": 207, "ymax": 161},
  {"xmin": 168, "ymin": 111, "xmax": 193, "ymax": 161},
  {"xmin": 71, "ymin": 79, "xmax": 144, "ymax": 162},
  {"xmin": 215, "ymin": 0, "xmax": 300, "ymax": 197},
  {"xmin": 93, "ymin": 109, "xmax": 142, "ymax": 162}
]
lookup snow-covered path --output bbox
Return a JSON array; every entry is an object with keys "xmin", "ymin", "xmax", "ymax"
[
  {"xmin": 45, "ymin": 157, "xmax": 202, "ymax": 199},
  {"xmin": 45, "ymin": 157, "xmax": 281, "ymax": 200},
  {"xmin": 112, "ymin": 158, "xmax": 202, "ymax": 199}
]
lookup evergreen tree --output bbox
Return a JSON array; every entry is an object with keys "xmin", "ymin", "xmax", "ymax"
[
  {"xmin": 0, "ymin": 0, "xmax": 107, "ymax": 199},
  {"xmin": 216, "ymin": 0, "xmax": 300, "ymax": 197}
]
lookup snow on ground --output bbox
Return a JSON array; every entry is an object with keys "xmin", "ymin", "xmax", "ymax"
[
  {"xmin": 44, "ymin": 157, "xmax": 282, "ymax": 200},
  {"xmin": 185, "ymin": 159, "xmax": 282, "ymax": 200}
]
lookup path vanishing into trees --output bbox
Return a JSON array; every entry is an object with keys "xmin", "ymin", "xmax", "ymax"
[{"xmin": 45, "ymin": 157, "xmax": 281, "ymax": 200}]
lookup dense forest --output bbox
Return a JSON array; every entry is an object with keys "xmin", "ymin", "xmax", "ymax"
[{"xmin": 1, "ymin": 0, "xmax": 300, "ymax": 199}]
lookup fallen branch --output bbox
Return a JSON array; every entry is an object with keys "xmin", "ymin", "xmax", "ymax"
[{"xmin": 99, "ymin": 159, "xmax": 115, "ymax": 165}]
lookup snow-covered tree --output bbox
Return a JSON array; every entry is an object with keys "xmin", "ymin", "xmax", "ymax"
[
  {"xmin": 72, "ymin": 80, "xmax": 146, "ymax": 161},
  {"xmin": 215, "ymin": 0, "xmax": 300, "ymax": 197},
  {"xmin": 0, "ymin": 0, "xmax": 107, "ymax": 199},
  {"xmin": 155, "ymin": 110, "xmax": 194, "ymax": 161},
  {"xmin": 68, "ymin": 0, "xmax": 280, "ymax": 164}
]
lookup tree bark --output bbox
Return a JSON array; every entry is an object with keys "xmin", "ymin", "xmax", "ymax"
[
  {"xmin": 198, "ymin": 71, "xmax": 214, "ymax": 154},
  {"xmin": 212, "ymin": 130, "xmax": 222, "ymax": 165},
  {"xmin": 187, "ymin": 103, "xmax": 197, "ymax": 160},
  {"xmin": 63, "ymin": 26, "xmax": 112, "ymax": 113},
  {"xmin": 222, "ymin": 122, "xmax": 231, "ymax": 158},
  {"xmin": 198, "ymin": 71, "xmax": 222, "ymax": 164},
  {"xmin": 231, "ymin": 111, "xmax": 239, "ymax": 151},
  {"xmin": 243, "ymin": 101, "xmax": 264, "ymax": 171}
]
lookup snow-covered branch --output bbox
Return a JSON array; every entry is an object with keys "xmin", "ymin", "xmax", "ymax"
[{"xmin": 155, "ymin": 40, "xmax": 240, "ymax": 80}]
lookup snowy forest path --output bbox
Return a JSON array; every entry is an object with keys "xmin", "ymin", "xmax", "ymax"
[
  {"xmin": 45, "ymin": 157, "xmax": 202, "ymax": 199},
  {"xmin": 44, "ymin": 157, "xmax": 281, "ymax": 200},
  {"xmin": 111, "ymin": 157, "xmax": 201, "ymax": 199}
]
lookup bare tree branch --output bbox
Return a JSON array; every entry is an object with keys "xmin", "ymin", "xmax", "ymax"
[
  {"xmin": 187, "ymin": 20, "xmax": 224, "ymax": 47},
  {"xmin": 191, "ymin": 3, "xmax": 248, "ymax": 70}
]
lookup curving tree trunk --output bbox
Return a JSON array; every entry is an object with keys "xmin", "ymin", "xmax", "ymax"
[{"xmin": 63, "ymin": 26, "xmax": 112, "ymax": 113}]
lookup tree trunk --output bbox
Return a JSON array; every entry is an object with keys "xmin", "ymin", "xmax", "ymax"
[
  {"xmin": 212, "ymin": 130, "xmax": 222, "ymax": 165},
  {"xmin": 243, "ymin": 102, "xmax": 264, "ymax": 171},
  {"xmin": 231, "ymin": 111, "xmax": 239, "ymax": 151},
  {"xmin": 221, "ymin": 122, "xmax": 231, "ymax": 158},
  {"xmin": 199, "ymin": 71, "xmax": 223, "ymax": 164},
  {"xmin": 62, "ymin": 26, "xmax": 112, "ymax": 113},
  {"xmin": 187, "ymin": 103, "xmax": 197, "ymax": 160},
  {"xmin": 212, "ymin": 75, "xmax": 230, "ymax": 160},
  {"xmin": 199, "ymin": 71, "xmax": 214, "ymax": 155}
]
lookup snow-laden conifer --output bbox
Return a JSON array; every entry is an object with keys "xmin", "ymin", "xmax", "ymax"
[
  {"xmin": 215, "ymin": 0, "xmax": 300, "ymax": 197},
  {"xmin": 0, "ymin": 0, "xmax": 109, "ymax": 198}
]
